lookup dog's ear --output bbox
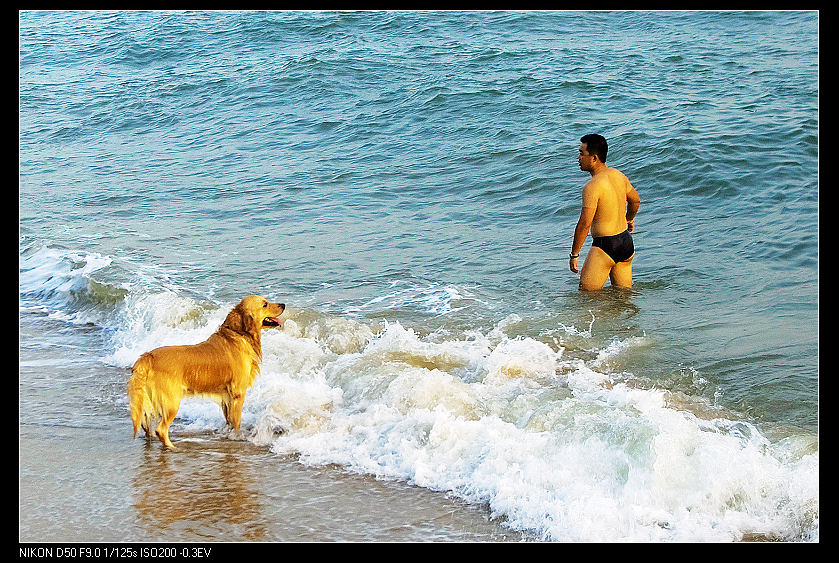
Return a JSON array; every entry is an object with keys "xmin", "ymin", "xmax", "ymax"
[{"xmin": 222, "ymin": 303, "xmax": 258, "ymax": 336}]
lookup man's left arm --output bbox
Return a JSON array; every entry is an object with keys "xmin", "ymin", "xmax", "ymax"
[{"xmin": 625, "ymin": 178, "xmax": 640, "ymax": 233}]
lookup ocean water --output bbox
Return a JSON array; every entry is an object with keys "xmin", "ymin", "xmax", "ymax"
[{"xmin": 19, "ymin": 10, "xmax": 818, "ymax": 542}]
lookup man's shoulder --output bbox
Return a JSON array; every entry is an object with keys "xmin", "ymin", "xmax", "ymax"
[
  {"xmin": 588, "ymin": 168, "xmax": 622, "ymax": 188},
  {"xmin": 605, "ymin": 166, "xmax": 628, "ymax": 179},
  {"xmin": 603, "ymin": 167, "xmax": 631, "ymax": 189}
]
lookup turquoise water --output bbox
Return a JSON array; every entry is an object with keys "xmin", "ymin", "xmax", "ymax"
[{"xmin": 20, "ymin": 11, "xmax": 818, "ymax": 542}]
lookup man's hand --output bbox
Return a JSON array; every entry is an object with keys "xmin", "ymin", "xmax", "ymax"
[
  {"xmin": 570, "ymin": 255, "xmax": 580, "ymax": 273},
  {"xmin": 627, "ymin": 219, "xmax": 635, "ymax": 233}
]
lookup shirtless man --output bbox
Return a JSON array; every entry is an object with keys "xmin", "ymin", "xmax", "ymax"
[{"xmin": 569, "ymin": 134, "xmax": 641, "ymax": 290}]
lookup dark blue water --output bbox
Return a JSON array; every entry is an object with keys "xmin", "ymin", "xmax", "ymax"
[{"xmin": 20, "ymin": 11, "xmax": 818, "ymax": 542}]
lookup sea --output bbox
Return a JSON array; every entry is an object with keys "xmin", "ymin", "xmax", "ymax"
[{"xmin": 19, "ymin": 10, "xmax": 818, "ymax": 543}]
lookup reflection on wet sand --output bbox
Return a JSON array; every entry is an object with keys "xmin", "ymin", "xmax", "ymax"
[
  {"xmin": 132, "ymin": 436, "xmax": 267, "ymax": 541},
  {"xmin": 128, "ymin": 431, "xmax": 523, "ymax": 542}
]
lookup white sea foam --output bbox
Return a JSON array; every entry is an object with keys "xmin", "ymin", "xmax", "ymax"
[
  {"xmin": 246, "ymin": 314, "xmax": 818, "ymax": 542},
  {"xmin": 343, "ymin": 282, "xmax": 487, "ymax": 317}
]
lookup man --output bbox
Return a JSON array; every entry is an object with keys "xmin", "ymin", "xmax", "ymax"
[{"xmin": 569, "ymin": 134, "xmax": 641, "ymax": 290}]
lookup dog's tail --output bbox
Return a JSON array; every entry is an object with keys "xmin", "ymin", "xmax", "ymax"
[{"xmin": 128, "ymin": 354, "xmax": 154, "ymax": 439}]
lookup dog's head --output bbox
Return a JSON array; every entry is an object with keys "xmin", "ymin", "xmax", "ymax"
[{"xmin": 223, "ymin": 295, "xmax": 286, "ymax": 336}]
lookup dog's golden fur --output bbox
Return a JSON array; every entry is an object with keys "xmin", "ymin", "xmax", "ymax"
[{"xmin": 128, "ymin": 295, "xmax": 285, "ymax": 449}]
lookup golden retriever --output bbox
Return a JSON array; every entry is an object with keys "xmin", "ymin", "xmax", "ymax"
[{"xmin": 128, "ymin": 295, "xmax": 285, "ymax": 449}]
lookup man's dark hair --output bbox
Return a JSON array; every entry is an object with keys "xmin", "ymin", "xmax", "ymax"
[{"xmin": 580, "ymin": 134, "xmax": 608, "ymax": 162}]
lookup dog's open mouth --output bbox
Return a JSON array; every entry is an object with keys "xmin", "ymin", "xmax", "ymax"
[{"xmin": 263, "ymin": 317, "xmax": 282, "ymax": 327}]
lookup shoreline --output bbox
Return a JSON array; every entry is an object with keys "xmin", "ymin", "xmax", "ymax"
[{"xmin": 19, "ymin": 310, "xmax": 525, "ymax": 543}]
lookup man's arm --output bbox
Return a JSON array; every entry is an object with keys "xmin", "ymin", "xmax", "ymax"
[
  {"xmin": 570, "ymin": 184, "xmax": 597, "ymax": 273},
  {"xmin": 572, "ymin": 206, "xmax": 595, "ymax": 257},
  {"xmin": 625, "ymin": 179, "xmax": 640, "ymax": 233}
]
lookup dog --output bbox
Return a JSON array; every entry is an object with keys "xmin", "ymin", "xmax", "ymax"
[{"xmin": 128, "ymin": 295, "xmax": 285, "ymax": 449}]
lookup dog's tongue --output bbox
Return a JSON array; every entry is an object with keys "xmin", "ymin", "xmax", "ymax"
[{"xmin": 266, "ymin": 317, "xmax": 282, "ymax": 327}]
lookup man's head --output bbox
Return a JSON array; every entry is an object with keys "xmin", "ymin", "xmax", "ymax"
[{"xmin": 579, "ymin": 134, "xmax": 608, "ymax": 171}]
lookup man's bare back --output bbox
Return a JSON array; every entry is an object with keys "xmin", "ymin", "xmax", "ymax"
[
  {"xmin": 584, "ymin": 167, "xmax": 634, "ymax": 238},
  {"xmin": 569, "ymin": 135, "xmax": 640, "ymax": 290}
]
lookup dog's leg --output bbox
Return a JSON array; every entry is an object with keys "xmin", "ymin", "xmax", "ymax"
[
  {"xmin": 155, "ymin": 407, "xmax": 178, "ymax": 449},
  {"xmin": 141, "ymin": 412, "xmax": 154, "ymax": 438},
  {"xmin": 228, "ymin": 394, "xmax": 245, "ymax": 430},
  {"xmin": 221, "ymin": 398, "xmax": 231, "ymax": 426}
]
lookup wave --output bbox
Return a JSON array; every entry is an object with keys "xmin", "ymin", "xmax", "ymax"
[
  {"xmin": 20, "ymin": 246, "xmax": 125, "ymax": 321},
  {"xmin": 251, "ymin": 319, "xmax": 817, "ymax": 542},
  {"xmin": 19, "ymin": 244, "xmax": 818, "ymax": 542}
]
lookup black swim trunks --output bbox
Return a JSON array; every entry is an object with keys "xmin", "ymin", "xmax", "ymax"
[{"xmin": 592, "ymin": 230, "xmax": 634, "ymax": 263}]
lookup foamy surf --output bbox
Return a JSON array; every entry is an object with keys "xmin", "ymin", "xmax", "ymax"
[
  {"xmin": 19, "ymin": 245, "xmax": 819, "ymax": 542},
  {"xmin": 249, "ymin": 319, "xmax": 817, "ymax": 541}
]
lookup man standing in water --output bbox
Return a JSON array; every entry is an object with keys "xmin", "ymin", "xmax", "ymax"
[{"xmin": 569, "ymin": 134, "xmax": 641, "ymax": 290}]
